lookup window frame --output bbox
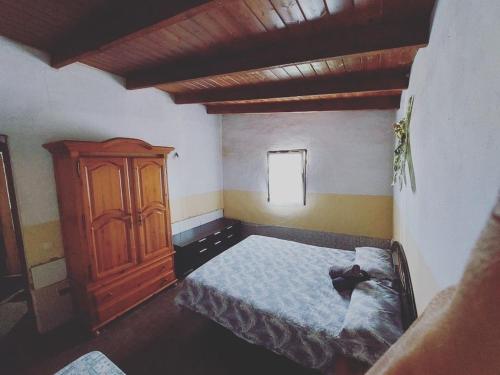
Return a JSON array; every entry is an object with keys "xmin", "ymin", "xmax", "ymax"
[{"xmin": 266, "ymin": 149, "xmax": 307, "ymax": 206}]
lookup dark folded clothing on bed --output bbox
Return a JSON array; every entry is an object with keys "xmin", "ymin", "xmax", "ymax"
[
  {"xmin": 329, "ymin": 264, "xmax": 347, "ymax": 279},
  {"xmin": 329, "ymin": 264, "xmax": 370, "ymax": 292},
  {"xmin": 328, "ymin": 264, "xmax": 356, "ymax": 279},
  {"xmin": 328, "ymin": 264, "xmax": 367, "ymax": 279}
]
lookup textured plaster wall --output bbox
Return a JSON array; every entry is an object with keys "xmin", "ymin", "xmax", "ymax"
[
  {"xmin": 393, "ymin": 0, "xmax": 500, "ymax": 312},
  {"xmin": 0, "ymin": 36, "xmax": 223, "ymax": 270},
  {"xmin": 222, "ymin": 111, "xmax": 395, "ymax": 238}
]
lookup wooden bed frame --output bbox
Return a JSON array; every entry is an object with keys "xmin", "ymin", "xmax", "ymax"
[{"xmin": 391, "ymin": 241, "xmax": 418, "ymax": 330}]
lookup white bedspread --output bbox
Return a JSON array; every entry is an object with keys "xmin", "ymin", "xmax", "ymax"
[{"xmin": 175, "ymin": 235, "xmax": 356, "ymax": 371}]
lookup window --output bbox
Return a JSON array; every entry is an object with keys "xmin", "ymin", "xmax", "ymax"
[{"xmin": 267, "ymin": 149, "xmax": 307, "ymax": 205}]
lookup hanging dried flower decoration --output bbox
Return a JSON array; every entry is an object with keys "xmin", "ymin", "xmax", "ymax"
[{"xmin": 393, "ymin": 96, "xmax": 416, "ymax": 192}]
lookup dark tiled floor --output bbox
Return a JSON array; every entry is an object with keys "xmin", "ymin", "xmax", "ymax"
[{"xmin": 1, "ymin": 284, "xmax": 319, "ymax": 375}]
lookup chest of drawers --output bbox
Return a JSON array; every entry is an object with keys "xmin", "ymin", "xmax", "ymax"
[{"xmin": 173, "ymin": 218, "xmax": 241, "ymax": 278}]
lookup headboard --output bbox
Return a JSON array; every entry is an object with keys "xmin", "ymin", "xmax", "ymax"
[{"xmin": 391, "ymin": 241, "xmax": 418, "ymax": 330}]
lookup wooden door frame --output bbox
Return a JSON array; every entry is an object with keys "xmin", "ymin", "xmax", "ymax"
[{"xmin": 0, "ymin": 135, "xmax": 33, "ymax": 314}]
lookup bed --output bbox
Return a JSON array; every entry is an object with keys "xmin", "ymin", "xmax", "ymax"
[{"xmin": 175, "ymin": 235, "xmax": 412, "ymax": 373}]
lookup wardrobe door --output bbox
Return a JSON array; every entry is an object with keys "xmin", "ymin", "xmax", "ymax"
[
  {"xmin": 80, "ymin": 157, "xmax": 137, "ymax": 280},
  {"xmin": 132, "ymin": 158, "xmax": 172, "ymax": 262}
]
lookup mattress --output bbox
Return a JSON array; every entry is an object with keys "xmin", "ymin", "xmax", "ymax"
[{"xmin": 175, "ymin": 235, "xmax": 357, "ymax": 372}]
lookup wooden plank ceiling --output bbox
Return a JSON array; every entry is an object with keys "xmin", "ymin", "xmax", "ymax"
[{"xmin": 0, "ymin": 0, "xmax": 436, "ymax": 113}]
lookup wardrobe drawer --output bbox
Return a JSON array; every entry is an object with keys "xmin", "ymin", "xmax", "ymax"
[
  {"xmin": 97, "ymin": 272, "xmax": 175, "ymax": 323},
  {"xmin": 93, "ymin": 258, "xmax": 173, "ymax": 306}
]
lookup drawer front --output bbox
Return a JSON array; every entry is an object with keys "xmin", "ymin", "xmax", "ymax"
[
  {"xmin": 223, "ymin": 223, "xmax": 240, "ymax": 235},
  {"xmin": 196, "ymin": 231, "xmax": 223, "ymax": 248},
  {"xmin": 215, "ymin": 227, "xmax": 241, "ymax": 252},
  {"xmin": 174, "ymin": 223, "xmax": 242, "ymax": 278},
  {"xmin": 194, "ymin": 242, "xmax": 213, "ymax": 257},
  {"xmin": 195, "ymin": 235, "xmax": 211, "ymax": 246},
  {"xmin": 97, "ymin": 271, "xmax": 175, "ymax": 323},
  {"xmin": 185, "ymin": 241, "xmax": 217, "ymax": 260},
  {"xmin": 93, "ymin": 257, "xmax": 173, "ymax": 306},
  {"xmin": 210, "ymin": 236, "xmax": 226, "ymax": 255},
  {"xmin": 195, "ymin": 243, "xmax": 217, "ymax": 263},
  {"xmin": 210, "ymin": 229, "xmax": 224, "ymax": 242},
  {"xmin": 196, "ymin": 227, "xmax": 241, "ymax": 257},
  {"xmin": 221, "ymin": 231, "xmax": 238, "ymax": 246},
  {"xmin": 222, "ymin": 223, "xmax": 236, "ymax": 232}
]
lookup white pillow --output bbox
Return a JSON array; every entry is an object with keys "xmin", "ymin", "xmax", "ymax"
[
  {"xmin": 354, "ymin": 247, "xmax": 396, "ymax": 280},
  {"xmin": 339, "ymin": 280, "xmax": 403, "ymax": 364}
]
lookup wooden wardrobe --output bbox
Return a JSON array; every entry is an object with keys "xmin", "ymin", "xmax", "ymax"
[{"xmin": 44, "ymin": 138, "xmax": 177, "ymax": 333}]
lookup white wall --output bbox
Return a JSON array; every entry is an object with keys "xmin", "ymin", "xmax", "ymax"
[
  {"xmin": 222, "ymin": 111, "xmax": 395, "ymax": 238},
  {"xmin": 0, "ymin": 36, "xmax": 222, "ymax": 230},
  {"xmin": 394, "ymin": 0, "xmax": 500, "ymax": 312},
  {"xmin": 223, "ymin": 112, "xmax": 394, "ymax": 195},
  {"xmin": 0, "ymin": 36, "xmax": 223, "ymax": 331}
]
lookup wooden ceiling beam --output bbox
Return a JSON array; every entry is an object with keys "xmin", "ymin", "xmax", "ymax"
[
  {"xmin": 50, "ymin": 0, "xmax": 218, "ymax": 68},
  {"xmin": 173, "ymin": 69, "xmax": 409, "ymax": 104},
  {"xmin": 126, "ymin": 17, "xmax": 430, "ymax": 90},
  {"xmin": 205, "ymin": 95, "xmax": 402, "ymax": 114}
]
